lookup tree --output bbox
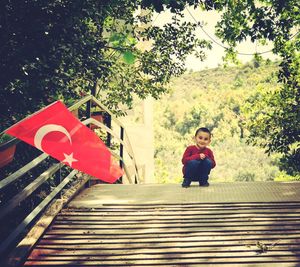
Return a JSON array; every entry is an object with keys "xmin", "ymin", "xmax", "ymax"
[
  {"xmin": 142, "ymin": 0, "xmax": 299, "ymax": 175},
  {"xmin": 244, "ymin": 43, "xmax": 300, "ymax": 175},
  {"xmin": 0, "ymin": 0, "xmax": 211, "ymax": 131},
  {"xmin": 212, "ymin": 0, "xmax": 300, "ymax": 174}
]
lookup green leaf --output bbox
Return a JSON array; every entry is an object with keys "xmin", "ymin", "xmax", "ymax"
[
  {"xmin": 127, "ymin": 36, "xmax": 137, "ymax": 45},
  {"xmin": 122, "ymin": 51, "xmax": 136, "ymax": 64},
  {"xmin": 109, "ymin": 33, "xmax": 122, "ymax": 42}
]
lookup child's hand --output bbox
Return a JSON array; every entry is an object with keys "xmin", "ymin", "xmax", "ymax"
[{"xmin": 199, "ymin": 153, "xmax": 206, "ymax": 159}]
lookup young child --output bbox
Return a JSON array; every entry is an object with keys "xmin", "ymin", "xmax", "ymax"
[{"xmin": 181, "ymin": 127, "xmax": 216, "ymax": 187}]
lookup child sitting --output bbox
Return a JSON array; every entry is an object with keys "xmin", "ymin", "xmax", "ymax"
[{"xmin": 181, "ymin": 127, "xmax": 216, "ymax": 187}]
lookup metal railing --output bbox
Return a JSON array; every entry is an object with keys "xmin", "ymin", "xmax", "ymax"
[{"xmin": 0, "ymin": 95, "xmax": 140, "ymax": 257}]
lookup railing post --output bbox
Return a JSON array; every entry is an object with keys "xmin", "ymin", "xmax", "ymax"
[
  {"xmin": 85, "ymin": 98, "xmax": 92, "ymax": 188},
  {"xmin": 55, "ymin": 164, "xmax": 63, "ymax": 197},
  {"xmin": 119, "ymin": 127, "xmax": 124, "ymax": 184},
  {"xmin": 86, "ymin": 99, "xmax": 91, "ymax": 120},
  {"xmin": 105, "ymin": 114, "xmax": 111, "ymax": 147}
]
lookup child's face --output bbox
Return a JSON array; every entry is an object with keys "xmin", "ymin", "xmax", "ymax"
[{"xmin": 194, "ymin": 131, "xmax": 211, "ymax": 149}]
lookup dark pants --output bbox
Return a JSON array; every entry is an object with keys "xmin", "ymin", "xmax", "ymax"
[{"xmin": 182, "ymin": 159, "xmax": 212, "ymax": 186}]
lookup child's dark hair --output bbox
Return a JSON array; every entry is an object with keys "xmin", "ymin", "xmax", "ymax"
[{"xmin": 195, "ymin": 127, "xmax": 212, "ymax": 137}]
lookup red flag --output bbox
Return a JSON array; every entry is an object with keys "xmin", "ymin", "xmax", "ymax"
[{"xmin": 5, "ymin": 101, "xmax": 123, "ymax": 183}]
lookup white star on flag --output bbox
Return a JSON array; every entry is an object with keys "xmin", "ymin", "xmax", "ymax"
[{"xmin": 63, "ymin": 152, "xmax": 78, "ymax": 167}]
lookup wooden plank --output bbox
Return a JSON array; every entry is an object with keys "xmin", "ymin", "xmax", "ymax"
[
  {"xmin": 27, "ymin": 249, "xmax": 300, "ymax": 260},
  {"xmin": 42, "ymin": 233, "xmax": 300, "ymax": 244},
  {"xmin": 55, "ymin": 213, "xmax": 300, "ymax": 221},
  {"xmin": 52, "ymin": 217, "xmax": 300, "ymax": 227},
  {"xmin": 57, "ymin": 210, "xmax": 300, "ymax": 216},
  {"xmin": 95, "ymin": 203, "xmax": 300, "ymax": 210},
  {"xmin": 21, "ymin": 263, "xmax": 298, "ymax": 267},
  {"xmin": 34, "ymin": 241, "xmax": 299, "ymax": 251},
  {"xmin": 56, "ymin": 207, "xmax": 300, "ymax": 214},
  {"xmin": 38, "ymin": 237, "xmax": 300, "ymax": 245},
  {"xmin": 54, "ymin": 214, "xmax": 300, "ymax": 221},
  {"xmin": 63, "ymin": 203, "xmax": 300, "ymax": 210},
  {"xmin": 23, "ymin": 254, "xmax": 300, "ymax": 265},
  {"xmin": 50, "ymin": 220, "xmax": 300, "ymax": 229},
  {"xmin": 45, "ymin": 225, "xmax": 300, "ymax": 235},
  {"xmin": 44, "ymin": 228, "xmax": 300, "ymax": 237},
  {"xmin": 53, "ymin": 216, "xmax": 300, "ymax": 223}
]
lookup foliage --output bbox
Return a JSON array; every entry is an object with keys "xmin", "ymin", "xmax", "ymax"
[
  {"xmin": 274, "ymin": 171, "xmax": 300, "ymax": 182},
  {"xmin": 213, "ymin": 0, "xmax": 300, "ymax": 175},
  {"xmin": 0, "ymin": 0, "xmax": 211, "ymax": 132},
  {"xmin": 242, "ymin": 41, "xmax": 300, "ymax": 175},
  {"xmin": 154, "ymin": 60, "xmax": 282, "ymax": 183},
  {"xmin": 0, "ymin": 133, "xmax": 14, "ymax": 144},
  {"xmin": 1, "ymin": 0, "xmax": 106, "ymax": 129},
  {"xmin": 144, "ymin": 0, "xmax": 300, "ymax": 176}
]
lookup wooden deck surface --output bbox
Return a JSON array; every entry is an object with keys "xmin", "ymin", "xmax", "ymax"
[{"xmin": 24, "ymin": 182, "xmax": 300, "ymax": 266}]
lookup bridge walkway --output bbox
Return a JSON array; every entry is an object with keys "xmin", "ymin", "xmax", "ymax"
[{"xmin": 23, "ymin": 182, "xmax": 300, "ymax": 266}]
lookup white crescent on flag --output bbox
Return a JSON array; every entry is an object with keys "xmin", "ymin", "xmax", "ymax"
[
  {"xmin": 33, "ymin": 124, "xmax": 77, "ymax": 166},
  {"xmin": 34, "ymin": 124, "xmax": 72, "ymax": 151}
]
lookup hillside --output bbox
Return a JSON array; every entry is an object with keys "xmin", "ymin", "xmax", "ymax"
[{"xmin": 153, "ymin": 60, "xmax": 282, "ymax": 183}]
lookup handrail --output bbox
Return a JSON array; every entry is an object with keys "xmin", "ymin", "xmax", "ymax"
[
  {"xmin": 0, "ymin": 170, "xmax": 79, "ymax": 256},
  {"xmin": 83, "ymin": 118, "xmax": 134, "ymax": 159},
  {"xmin": 91, "ymin": 96, "xmax": 126, "ymax": 129},
  {"xmin": 0, "ymin": 95, "xmax": 141, "ymax": 259},
  {"xmin": 82, "ymin": 118, "xmax": 136, "ymax": 183},
  {"xmin": 67, "ymin": 95, "xmax": 140, "ymax": 182},
  {"xmin": 68, "ymin": 95, "xmax": 92, "ymax": 112},
  {"xmin": 0, "ymin": 153, "xmax": 48, "ymax": 190},
  {"xmin": 0, "ymin": 163, "xmax": 60, "ymax": 221},
  {"xmin": 87, "ymin": 96, "xmax": 141, "ymax": 183}
]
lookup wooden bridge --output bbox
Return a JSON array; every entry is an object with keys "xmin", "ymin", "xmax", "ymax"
[
  {"xmin": 1, "ymin": 96, "xmax": 300, "ymax": 266},
  {"xmin": 5, "ymin": 182, "xmax": 300, "ymax": 267}
]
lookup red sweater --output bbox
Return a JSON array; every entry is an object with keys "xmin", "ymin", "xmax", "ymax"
[{"xmin": 182, "ymin": 145, "xmax": 216, "ymax": 174}]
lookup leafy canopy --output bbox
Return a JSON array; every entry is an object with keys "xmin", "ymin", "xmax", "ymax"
[
  {"xmin": 0, "ymin": 0, "xmax": 211, "ymax": 131},
  {"xmin": 142, "ymin": 0, "xmax": 299, "ymax": 174}
]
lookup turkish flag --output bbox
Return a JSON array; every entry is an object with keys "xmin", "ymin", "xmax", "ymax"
[{"xmin": 5, "ymin": 101, "xmax": 123, "ymax": 183}]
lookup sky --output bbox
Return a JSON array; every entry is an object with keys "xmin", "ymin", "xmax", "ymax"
[{"xmin": 152, "ymin": 8, "xmax": 278, "ymax": 71}]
